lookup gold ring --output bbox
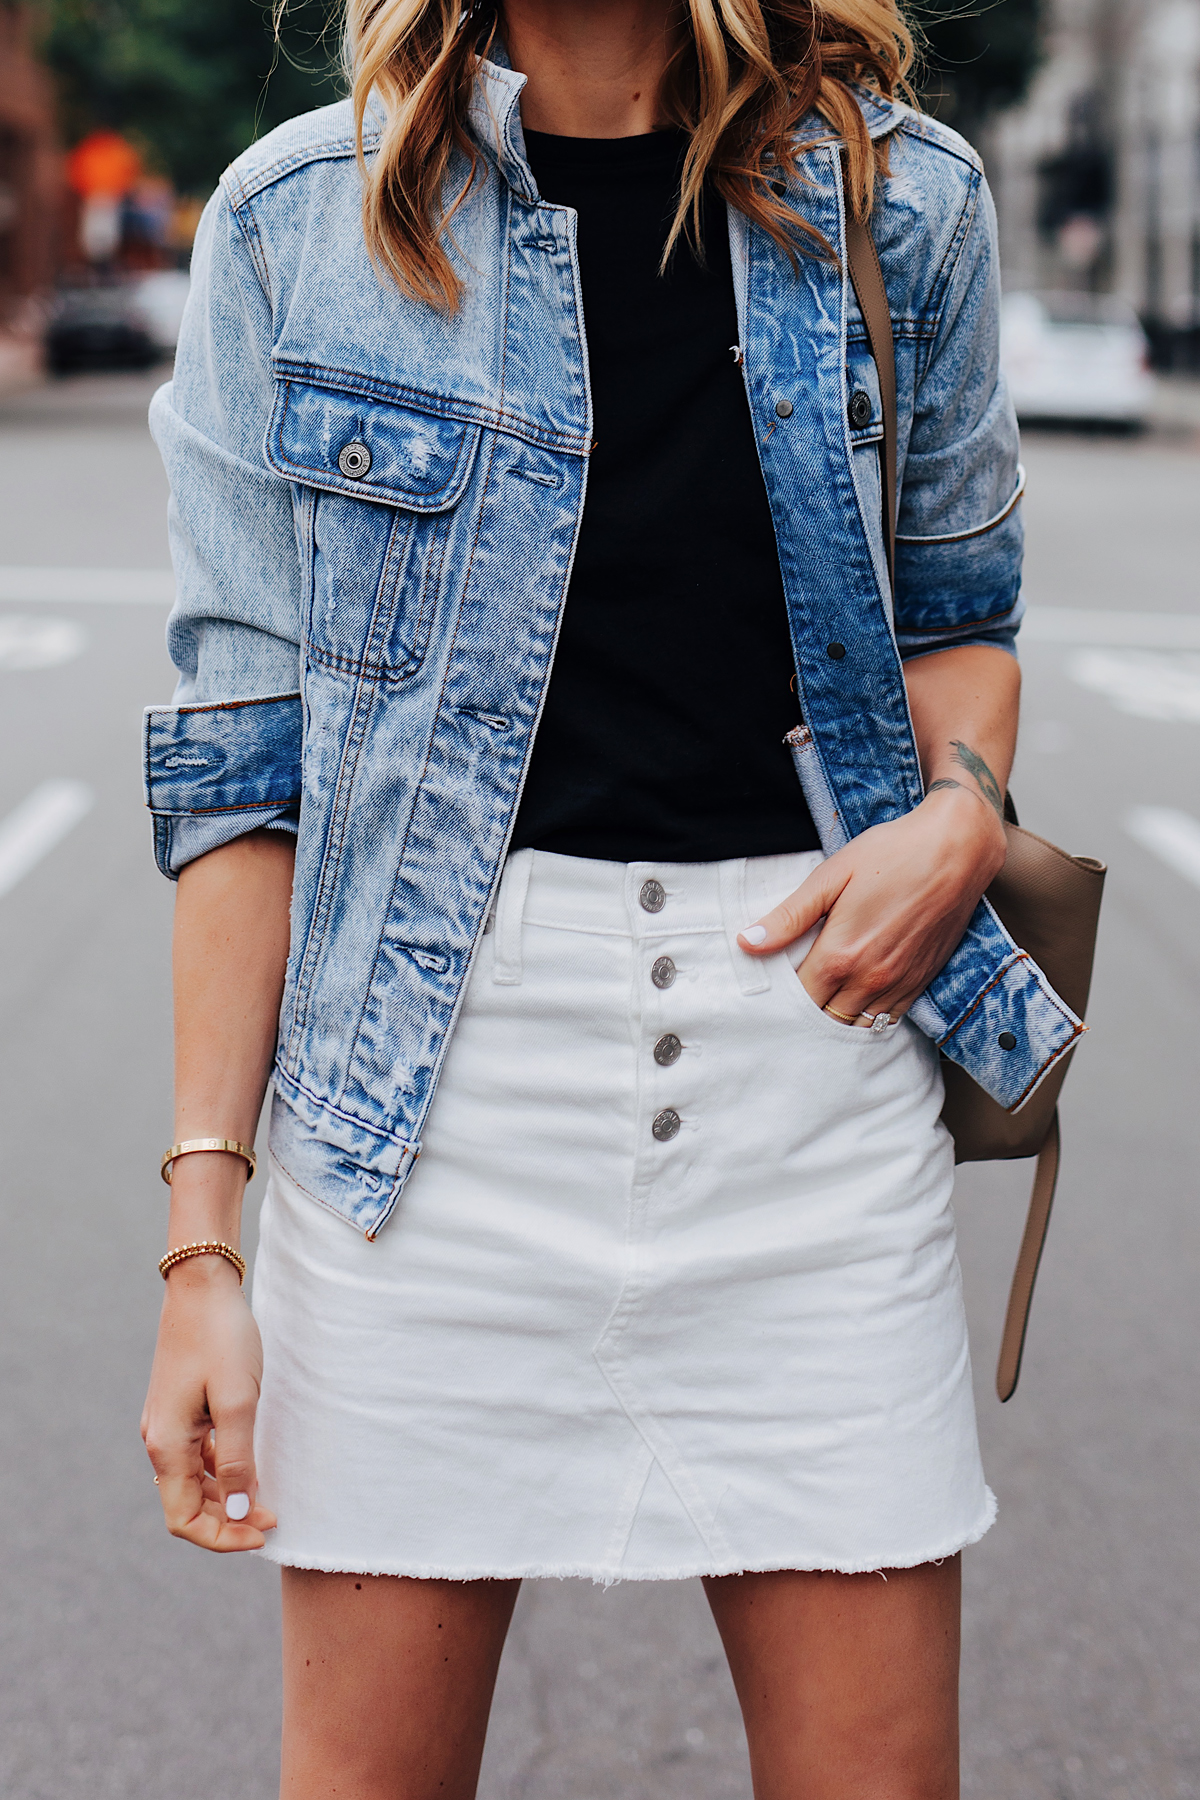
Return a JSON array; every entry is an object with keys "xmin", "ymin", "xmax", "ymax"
[{"xmin": 823, "ymin": 1004, "xmax": 859, "ymax": 1024}]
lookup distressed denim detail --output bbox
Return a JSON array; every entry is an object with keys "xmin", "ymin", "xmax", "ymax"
[
  {"xmin": 784, "ymin": 725, "xmax": 849, "ymax": 853},
  {"xmin": 266, "ymin": 379, "xmax": 483, "ymax": 510},
  {"xmin": 143, "ymin": 64, "xmax": 1080, "ymax": 1236}
]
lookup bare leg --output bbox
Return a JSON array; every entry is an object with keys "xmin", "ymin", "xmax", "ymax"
[
  {"xmin": 704, "ymin": 1558, "xmax": 961, "ymax": 1800},
  {"xmin": 280, "ymin": 1570, "xmax": 520, "ymax": 1800}
]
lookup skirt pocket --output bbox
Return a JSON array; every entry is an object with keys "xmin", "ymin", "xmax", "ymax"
[{"xmin": 772, "ymin": 946, "xmax": 906, "ymax": 1046}]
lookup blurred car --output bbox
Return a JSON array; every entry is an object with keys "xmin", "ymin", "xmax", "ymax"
[
  {"xmin": 45, "ymin": 270, "xmax": 190, "ymax": 375},
  {"xmin": 1000, "ymin": 290, "xmax": 1154, "ymax": 427},
  {"xmin": 46, "ymin": 286, "xmax": 157, "ymax": 375}
]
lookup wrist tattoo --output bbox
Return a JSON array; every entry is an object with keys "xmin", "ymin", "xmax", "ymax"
[
  {"xmin": 927, "ymin": 776, "xmax": 990, "ymax": 816},
  {"xmin": 949, "ymin": 741, "xmax": 1004, "ymax": 819}
]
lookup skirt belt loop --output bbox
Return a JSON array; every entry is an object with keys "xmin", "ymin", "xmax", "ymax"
[
  {"xmin": 492, "ymin": 848, "xmax": 535, "ymax": 986},
  {"xmin": 720, "ymin": 858, "xmax": 771, "ymax": 996}
]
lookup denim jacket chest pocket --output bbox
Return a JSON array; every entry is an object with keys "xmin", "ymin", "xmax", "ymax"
[{"xmin": 265, "ymin": 379, "xmax": 482, "ymax": 682}]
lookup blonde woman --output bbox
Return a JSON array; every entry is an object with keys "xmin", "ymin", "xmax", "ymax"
[{"xmin": 141, "ymin": 2, "xmax": 1073, "ymax": 1794}]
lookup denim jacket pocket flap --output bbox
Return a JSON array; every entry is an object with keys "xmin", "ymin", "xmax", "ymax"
[{"xmin": 265, "ymin": 380, "xmax": 481, "ymax": 512}]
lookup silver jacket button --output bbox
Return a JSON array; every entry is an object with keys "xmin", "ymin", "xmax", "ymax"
[
  {"xmin": 652, "ymin": 1107, "xmax": 681, "ymax": 1142},
  {"xmin": 654, "ymin": 1033, "xmax": 682, "ymax": 1067},
  {"xmin": 338, "ymin": 441, "xmax": 372, "ymax": 478},
  {"xmin": 639, "ymin": 879, "xmax": 666, "ymax": 913},
  {"xmin": 651, "ymin": 955, "xmax": 676, "ymax": 989}
]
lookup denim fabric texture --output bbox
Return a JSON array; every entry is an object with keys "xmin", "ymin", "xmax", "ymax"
[{"xmin": 143, "ymin": 59, "xmax": 1082, "ymax": 1235}]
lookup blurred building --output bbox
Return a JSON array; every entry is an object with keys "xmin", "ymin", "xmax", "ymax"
[
  {"xmin": 991, "ymin": 0, "xmax": 1200, "ymax": 365},
  {"xmin": 0, "ymin": 2, "xmax": 60, "ymax": 381}
]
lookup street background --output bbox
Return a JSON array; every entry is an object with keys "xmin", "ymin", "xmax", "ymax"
[{"xmin": 1, "ymin": 370, "xmax": 1198, "ymax": 1800}]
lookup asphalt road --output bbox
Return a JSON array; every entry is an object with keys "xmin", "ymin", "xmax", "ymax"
[{"xmin": 1, "ymin": 372, "xmax": 1198, "ymax": 1800}]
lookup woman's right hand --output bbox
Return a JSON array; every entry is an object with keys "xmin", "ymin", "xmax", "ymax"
[{"xmin": 141, "ymin": 1255, "xmax": 277, "ymax": 1552}]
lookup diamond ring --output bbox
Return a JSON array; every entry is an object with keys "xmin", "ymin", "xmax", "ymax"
[{"xmin": 860, "ymin": 1011, "xmax": 894, "ymax": 1033}]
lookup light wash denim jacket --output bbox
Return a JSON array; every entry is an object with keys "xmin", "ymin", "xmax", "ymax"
[{"xmin": 144, "ymin": 57, "xmax": 1082, "ymax": 1235}]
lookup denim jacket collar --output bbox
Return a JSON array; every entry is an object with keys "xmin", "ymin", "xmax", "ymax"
[{"xmin": 468, "ymin": 52, "xmax": 540, "ymax": 202}]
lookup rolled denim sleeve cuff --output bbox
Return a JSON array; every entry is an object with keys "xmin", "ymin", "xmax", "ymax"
[
  {"xmin": 896, "ymin": 593, "xmax": 1024, "ymax": 662},
  {"xmin": 143, "ymin": 691, "xmax": 302, "ymax": 879},
  {"xmin": 895, "ymin": 466, "xmax": 1025, "ymax": 548},
  {"xmin": 907, "ymin": 896, "xmax": 1084, "ymax": 1111}
]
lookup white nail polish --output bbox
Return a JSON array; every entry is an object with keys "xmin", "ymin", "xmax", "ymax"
[
  {"xmin": 225, "ymin": 1492, "xmax": 251, "ymax": 1521},
  {"xmin": 741, "ymin": 924, "xmax": 768, "ymax": 946}
]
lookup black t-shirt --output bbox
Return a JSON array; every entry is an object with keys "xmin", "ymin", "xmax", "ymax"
[{"xmin": 510, "ymin": 128, "xmax": 818, "ymax": 863}]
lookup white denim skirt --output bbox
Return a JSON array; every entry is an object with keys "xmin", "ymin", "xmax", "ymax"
[{"xmin": 252, "ymin": 848, "xmax": 994, "ymax": 1581}]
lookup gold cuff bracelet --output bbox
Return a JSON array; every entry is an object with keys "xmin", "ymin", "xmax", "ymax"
[{"xmin": 160, "ymin": 1138, "xmax": 257, "ymax": 1186}]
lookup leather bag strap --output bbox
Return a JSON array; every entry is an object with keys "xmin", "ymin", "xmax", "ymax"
[
  {"xmin": 995, "ymin": 1109, "xmax": 1060, "ymax": 1401},
  {"xmin": 842, "ymin": 195, "xmax": 897, "ymax": 588},
  {"xmin": 841, "ymin": 166, "xmax": 1058, "ymax": 1402}
]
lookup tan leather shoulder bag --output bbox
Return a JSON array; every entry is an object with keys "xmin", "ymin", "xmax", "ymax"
[{"xmin": 843, "ymin": 206, "xmax": 1106, "ymax": 1400}]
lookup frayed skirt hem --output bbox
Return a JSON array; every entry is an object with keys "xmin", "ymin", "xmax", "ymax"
[{"xmin": 254, "ymin": 1489, "xmax": 998, "ymax": 1586}]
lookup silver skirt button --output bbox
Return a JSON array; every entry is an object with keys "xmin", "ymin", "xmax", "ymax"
[
  {"xmin": 639, "ymin": 879, "xmax": 666, "ymax": 913},
  {"xmin": 652, "ymin": 1108, "xmax": 681, "ymax": 1142},
  {"xmin": 651, "ymin": 955, "xmax": 676, "ymax": 989},
  {"xmin": 338, "ymin": 441, "xmax": 372, "ymax": 479},
  {"xmin": 654, "ymin": 1033, "xmax": 682, "ymax": 1067}
]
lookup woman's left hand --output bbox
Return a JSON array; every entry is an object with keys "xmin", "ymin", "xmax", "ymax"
[{"xmin": 737, "ymin": 784, "xmax": 1008, "ymax": 1027}]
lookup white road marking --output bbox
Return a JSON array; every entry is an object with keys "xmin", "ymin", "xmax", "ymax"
[
  {"xmin": 1126, "ymin": 806, "xmax": 1200, "ymax": 890},
  {"xmin": 1067, "ymin": 648, "xmax": 1200, "ymax": 721},
  {"xmin": 1023, "ymin": 607, "xmax": 1200, "ymax": 650},
  {"xmin": 0, "ymin": 616, "xmax": 87, "ymax": 671},
  {"xmin": 0, "ymin": 567, "xmax": 173, "ymax": 604},
  {"xmin": 0, "ymin": 780, "xmax": 95, "ymax": 901}
]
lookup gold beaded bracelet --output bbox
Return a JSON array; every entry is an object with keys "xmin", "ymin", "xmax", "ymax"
[
  {"xmin": 158, "ymin": 1241, "xmax": 247, "ymax": 1285},
  {"xmin": 160, "ymin": 1139, "xmax": 257, "ymax": 1186}
]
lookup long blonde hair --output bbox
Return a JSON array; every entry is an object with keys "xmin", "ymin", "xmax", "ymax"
[{"xmin": 346, "ymin": 0, "xmax": 914, "ymax": 309}]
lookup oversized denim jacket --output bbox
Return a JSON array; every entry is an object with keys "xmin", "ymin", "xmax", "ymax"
[{"xmin": 144, "ymin": 57, "xmax": 1083, "ymax": 1235}]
